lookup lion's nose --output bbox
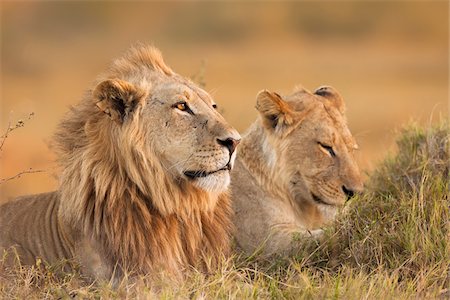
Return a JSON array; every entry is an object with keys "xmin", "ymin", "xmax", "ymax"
[
  {"xmin": 217, "ymin": 137, "xmax": 240, "ymax": 155},
  {"xmin": 342, "ymin": 185, "xmax": 355, "ymax": 201}
]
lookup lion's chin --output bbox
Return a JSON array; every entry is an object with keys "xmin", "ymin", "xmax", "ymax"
[
  {"xmin": 317, "ymin": 203, "xmax": 339, "ymax": 222},
  {"xmin": 190, "ymin": 170, "xmax": 230, "ymax": 193}
]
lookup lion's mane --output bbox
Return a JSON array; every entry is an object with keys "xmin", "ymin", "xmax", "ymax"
[{"xmin": 53, "ymin": 46, "xmax": 232, "ymax": 275}]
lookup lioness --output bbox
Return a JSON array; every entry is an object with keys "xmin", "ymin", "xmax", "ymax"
[
  {"xmin": 231, "ymin": 86, "xmax": 363, "ymax": 255},
  {"xmin": 0, "ymin": 45, "xmax": 241, "ymax": 281}
]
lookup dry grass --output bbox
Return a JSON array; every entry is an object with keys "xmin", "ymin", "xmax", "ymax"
[{"xmin": 1, "ymin": 121, "xmax": 448, "ymax": 299}]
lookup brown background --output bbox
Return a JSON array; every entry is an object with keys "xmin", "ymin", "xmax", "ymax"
[{"xmin": 1, "ymin": 2, "xmax": 448, "ymax": 201}]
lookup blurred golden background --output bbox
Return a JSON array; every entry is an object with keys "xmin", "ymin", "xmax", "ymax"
[{"xmin": 1, "ymin": 2, "xmax": 448, "ymax": 200}]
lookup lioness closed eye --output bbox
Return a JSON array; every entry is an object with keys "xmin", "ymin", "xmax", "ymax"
[
  {"xmin": 231, "ymin": 86, "xmax": 363, "ymax": 255},
  {"xmin": 0, "ymin": 45, "xmax": 241, "ymax": 281}
]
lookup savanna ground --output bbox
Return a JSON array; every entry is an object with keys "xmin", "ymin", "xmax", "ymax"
[
  {"xmin": 0, "ymin": 122, "xmax": 448, "ymax": 299},
  {"xmin": 0, "ymin": 2, "xmax": 449, "ymax": 299}
]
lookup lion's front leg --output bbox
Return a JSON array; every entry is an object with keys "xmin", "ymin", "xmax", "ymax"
[{"xmin": 73, "ymin": 236, "xmax": 116, "ymax": 283}]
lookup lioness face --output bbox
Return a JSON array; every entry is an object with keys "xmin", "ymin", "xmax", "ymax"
[
  {"xmin": 148, "ymin": 80, "xmax": 241, "ymax": 192},
  {"xmin": 94, "ymin": 77, "xmax": 240, "ymax": 193},
  {"xmin": 256, "ymin": 87, "xmax": 363, "ymax": 220}
]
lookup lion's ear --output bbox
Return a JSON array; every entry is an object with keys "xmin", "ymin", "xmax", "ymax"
[
  {"xmin": 256, "ymin": 90, "xmax": 296, "ymax": 134},
  {"xmin": 314, "ymin": 86, "xmax": 345, "ymax": 114},
  {"xmin": 94, "ymin": 79, "xmax": 146, "ymax": 124}
]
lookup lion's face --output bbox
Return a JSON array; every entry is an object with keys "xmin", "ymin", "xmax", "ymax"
[
  {"xmin": 256, "ymin": 87, "xmax": 363, "ymax": 220},
  {"xmin": 94, "ymin": 77, "xmax": 240, "ymax": 193},
  {"xmin": 146, "ymin": 80, "xmax": 241, "ymax": 192}
]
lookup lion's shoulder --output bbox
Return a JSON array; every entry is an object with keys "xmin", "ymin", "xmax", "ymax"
[
  {"xmin": 1, "ymin": 191, "xmax": 59, "ymax": 218},
  {"xmin": 0, "ymin": 191, "xmax": 76, "ymax": 266}
]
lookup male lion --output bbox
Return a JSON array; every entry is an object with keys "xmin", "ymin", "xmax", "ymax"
[
  {"xmin": 231, "ymin": 86, "xmax": 363, "ymax": 255},
  {"xmin": 0, "ymin": 45, "xmax": 241, "ymax": 281}
]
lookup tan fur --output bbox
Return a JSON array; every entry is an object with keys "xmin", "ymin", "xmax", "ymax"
[
  {"xmin": 0, "ymin": 45, "xmax": 240, "ymax": 281},
  {"xmin": 231, "ymin": 86, "xmax": 363, "ymax": 255}
]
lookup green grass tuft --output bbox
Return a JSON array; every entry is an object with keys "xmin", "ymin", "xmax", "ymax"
[
  {"xmin": 292, "ymin": 121, "xmax": 449, "ymax": 297},
  {"xmin": 1, "ymin": 121, "xmax": 449, "ymax": 299}
]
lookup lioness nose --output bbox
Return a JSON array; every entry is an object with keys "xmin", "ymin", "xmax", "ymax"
[
  {"xmin": 217, "ymin": 137, "xmax": 240, "ymax": 155},
  {"xmin": 342, "ymin": 185, "xmax": 355, "ymax": 201}
]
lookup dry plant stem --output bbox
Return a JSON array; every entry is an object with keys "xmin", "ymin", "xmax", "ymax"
[
  {"xmin": 0, "ymin": 121, "xmax": 14, "ymax": 152},
  {"xmin": 0, "ymin": 112, "xmax": 35, "ymax": 152},
  {"xmin": 0, "ymin": 168, "xmax": 46, "ymax": 185},
  {"xmin": 0, "ymin": 112, "xmax": 46, "ymax": 184}
]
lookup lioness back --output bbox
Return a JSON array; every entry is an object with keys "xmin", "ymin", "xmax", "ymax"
[{"xmin": 0, "ymin": 192, "xmax": 74, "ymax": 267}]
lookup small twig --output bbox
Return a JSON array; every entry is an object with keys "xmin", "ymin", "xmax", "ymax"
[
  {"xmin": 0, "ymin": 112, "xmax": 35, "ymax": 152},
  {"xmin": 0, "ymin": 112, "xmax": 45, "ymax": 185},
  {"xmin": 0, "ymin": 168, "xmax": 45, "ymax": 185},
  {"xmin": 0, "ymin": 121, "xmax": 12, "ymax": 152}
]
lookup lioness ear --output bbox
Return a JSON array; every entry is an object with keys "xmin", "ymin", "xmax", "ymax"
[
  {"xmin": 94, "ymin": 79, "xmax": 146, "ymax": 124},
  {"xmin": 256, "ymin": 90, "xmax": 296, "ymax": 134},
  {"xmin": 314, "ymin": 86, "xmax": 345, "ymax": 114}
]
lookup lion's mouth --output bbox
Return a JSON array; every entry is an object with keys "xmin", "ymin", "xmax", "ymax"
[
  {"xmin": 311, "ymin": 193, "xmax": 333, "ymax": 206},
  {"xmin": 184, "ymin": 163, "xmax": 231, "ymax": 180}
]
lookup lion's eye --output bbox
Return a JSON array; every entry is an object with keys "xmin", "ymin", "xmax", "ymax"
[
  {"xmin": 176, "ymin": 102, "xmax": 187, "ymax": 111},
  {"xmin": 212, "ymin": 104, "xmax": 217, "ymax": 109},
  {"xmin": 173, "ymin": 101, "xmax": 194, "ymax": 115},
  {"xmin": 319, "ymin": 142, "xmax": 336, "ymax": 157}
]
